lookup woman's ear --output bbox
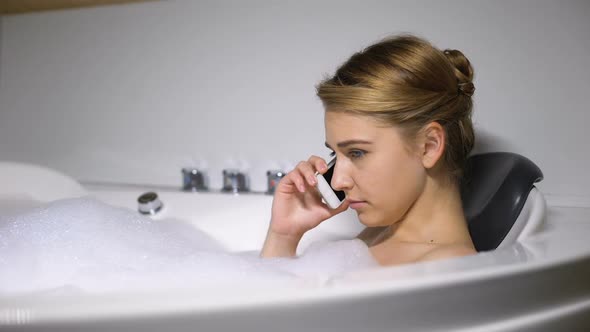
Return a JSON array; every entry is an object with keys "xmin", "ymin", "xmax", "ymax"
[{"xmin": 420, "ymin": 122, "xmax": 446, "ymax": 169}]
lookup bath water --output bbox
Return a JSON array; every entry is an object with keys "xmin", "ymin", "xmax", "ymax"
[{"xmin": 0, "ymin": 198, "xmax": 377, "ymax": 295}]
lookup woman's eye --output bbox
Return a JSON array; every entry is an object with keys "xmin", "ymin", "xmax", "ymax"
[{"xmin": 348, "ymin": 150, "xmax": 365, "ymax": 159}]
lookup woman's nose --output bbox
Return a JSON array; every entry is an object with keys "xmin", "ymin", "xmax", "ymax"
[{"xmin": 330, "ymin": 162, "xmax": 353, "ymax": 191}]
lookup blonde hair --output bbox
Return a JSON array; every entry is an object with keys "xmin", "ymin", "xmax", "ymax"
[{"xmin": 316, "ymin": 34, "xmax": 475, "ymax": 182}]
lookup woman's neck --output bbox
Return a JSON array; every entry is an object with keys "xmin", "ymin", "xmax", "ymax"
[{"xmin": 376, "ymin": 176, "xmax": 473, "ymax": 247}]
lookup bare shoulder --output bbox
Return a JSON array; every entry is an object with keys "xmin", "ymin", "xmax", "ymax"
[{"xmin": 417, "ymin": 244, "xmax": 477, "ymax": 263}]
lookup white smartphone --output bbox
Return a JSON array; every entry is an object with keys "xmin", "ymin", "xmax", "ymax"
[{"xmin": 315, "ymin": 158, "xmax": 346, "ymax": 209}]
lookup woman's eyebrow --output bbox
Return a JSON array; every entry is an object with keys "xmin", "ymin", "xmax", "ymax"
[{"xmin": 325, "ymin": 140, "xmax": 373, "ymax": 149}]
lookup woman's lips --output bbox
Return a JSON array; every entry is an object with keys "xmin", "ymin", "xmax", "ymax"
[{"xmin": 347, "ymin": 200, "xmax": 367, "ymax": 210}]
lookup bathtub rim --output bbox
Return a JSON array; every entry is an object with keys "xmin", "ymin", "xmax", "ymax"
[{"xmin": 2, "ymin": 219, "xmax": 589, "ymax": 326}]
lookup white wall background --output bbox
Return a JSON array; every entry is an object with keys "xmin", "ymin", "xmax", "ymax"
[{"xmin": 0, "ymin": 0, "xmax": 589, "ymax": 205}]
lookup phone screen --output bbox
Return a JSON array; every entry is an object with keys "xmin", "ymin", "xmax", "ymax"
[{"xmin": 321, "ymin": 160, "xmax": 346, "ymax": 202}]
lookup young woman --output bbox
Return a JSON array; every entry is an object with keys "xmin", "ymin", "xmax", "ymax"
[{"xmin": 261, "ymin": 34, "xmax": 477, "ymax": 266}]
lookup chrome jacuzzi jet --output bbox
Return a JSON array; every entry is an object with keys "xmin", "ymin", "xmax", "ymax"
[{"xmin": 137, "ymin": 192, "xmax": 163, "ymax": 215}]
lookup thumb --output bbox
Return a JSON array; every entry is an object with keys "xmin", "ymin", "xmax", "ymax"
[{"xmin": 328, "ymin": 199, "xmax": 350, "ymax": 217}]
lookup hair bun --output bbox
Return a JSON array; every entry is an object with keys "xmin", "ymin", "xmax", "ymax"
[
  {"xmin": 443, "ymin": 48, "xmax": 474, "ymax": 84},
  {"xmin": 458, "ymin": 82, "xmax": 475, "ymax": 97}
]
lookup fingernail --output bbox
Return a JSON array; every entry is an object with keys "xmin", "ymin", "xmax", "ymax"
[{"xmin": 309, "ymin": 176, "xmax": 316, "ymax": 185}]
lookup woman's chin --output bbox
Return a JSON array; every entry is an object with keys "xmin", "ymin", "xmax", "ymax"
[
  {"xmin": 357, "ymin": 212, "xmax": 379, "ymax": 227},
  {"xmin": 357, "ymin": 210, "xmax": 394, "ymax": 228}
]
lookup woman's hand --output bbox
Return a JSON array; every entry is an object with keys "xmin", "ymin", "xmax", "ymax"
[
  {"xmin": 268, "ymin": 155, "xmax": 350, "ymax": 239},
  {"xmin": 260, "ymin": 156, "xmax": 349, "ymax": 258}
]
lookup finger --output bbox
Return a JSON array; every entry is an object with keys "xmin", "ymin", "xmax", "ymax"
[
  {"xmin": 308, "ymin": 155, "xmax": 328, "ymax": 174},
  {"xmin": 296, "ymin": 161, "xmax": 318, "ymax": 187},
  {"xmin": 284, "ymin": 168, "xmax": 307, "ymax": 193},
  {"xmin": 314, "ymin": 198, "xmax": 349, "ymax": 221},
  {"xmin": 330, "ymin": 199, "xmax": 350, "ymax": 215}
]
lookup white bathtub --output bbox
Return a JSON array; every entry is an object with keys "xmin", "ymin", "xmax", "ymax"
[{"xmin": 1, "ymin": 163, "xmax": 590, "ymax": 331}]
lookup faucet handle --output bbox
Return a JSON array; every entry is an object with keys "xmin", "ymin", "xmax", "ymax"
[
  {"xmin": 222, "ymin": 169, "xmax": 249, "ymax": 193},
  {"xmin": 266, "ymin": 170, "xmax": 286, "ymax": 194},
  {"xmin": 182, "ymin": 168, "xmax": 208, "ymax": 191}
]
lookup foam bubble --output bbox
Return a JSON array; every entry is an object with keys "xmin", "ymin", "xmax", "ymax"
[{"xmin": 0, "ymin": 197, "xmax": 377, "ymax": 295}]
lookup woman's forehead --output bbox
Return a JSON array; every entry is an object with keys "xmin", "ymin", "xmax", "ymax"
[
  {"xmin": 324, "ymin": 112, "xmax": 400, "ymax": 144},
  {"xmin": 324, "ymin": 111, "xmax": 382, "ymax": 129}
]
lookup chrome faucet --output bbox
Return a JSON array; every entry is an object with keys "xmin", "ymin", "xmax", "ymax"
[
  {"xmin": 182, "ymin": 168, "xmax": 208, "ymax": 191},
  {"xmin": 221, "ymin": 169, "xmax": 249, "ymax": 193},
  {"xmin": 266, "ymin": 170, "xmax": 286, "ymax": 194}
]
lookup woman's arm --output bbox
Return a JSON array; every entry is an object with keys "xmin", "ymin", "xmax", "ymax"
[{"xmin": 260, "ymin": 230, "xmax": 302, "ymax": 258}]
